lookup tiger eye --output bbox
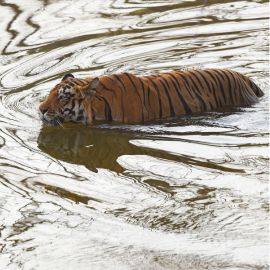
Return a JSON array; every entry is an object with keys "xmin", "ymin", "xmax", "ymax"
[
  {"xmin": 57, "ymin": 86, "xmax": 72, "ymax": 101},
  {"xmin": 59, "ymin": 93, "xmax": 71, "ymax": 101}
]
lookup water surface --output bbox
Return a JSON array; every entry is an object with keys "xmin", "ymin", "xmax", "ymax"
[{"xmin": 0, "ymin": 0, "xmax": 269, "ymax": 269}]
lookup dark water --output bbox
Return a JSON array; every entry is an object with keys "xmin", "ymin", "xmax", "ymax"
[{"xmin": 0, "ymin": 0, "xmax": 269, "ymax": 269}]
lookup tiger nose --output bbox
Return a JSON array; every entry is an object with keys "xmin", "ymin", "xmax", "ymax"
[{"xmin": 39, "ymin": 108, "xmax": 48, "ymax": 115}]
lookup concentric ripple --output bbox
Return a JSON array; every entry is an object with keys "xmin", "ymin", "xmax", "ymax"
[{"xmin": 0, "ymin": 0, "xmax": 269, "ymax": 269}]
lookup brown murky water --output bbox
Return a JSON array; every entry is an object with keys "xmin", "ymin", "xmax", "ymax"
[{"xmin": 0, "ymin": 0, "xmax": 269, "ymax": 269}]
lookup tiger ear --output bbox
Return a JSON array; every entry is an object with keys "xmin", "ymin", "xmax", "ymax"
[
  {"xmin": 62, "ymin": 73, "xmax": 74, "ymax": 81},
  {"xmin": 85, "ymin": 77, "xmax": 99, "ymax": 98}
]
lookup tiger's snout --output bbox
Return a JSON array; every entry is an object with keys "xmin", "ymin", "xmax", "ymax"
[
  {"xmin": 39, "ymin": 102, "xmax": 50, "ymax": 121},
  {"xmin": 39, "ymin": 102, "xmax": 63, "ymax": 126},
  {"xmin": 38, "ymin": 103, "xmax": 47, "ymax": 120}
]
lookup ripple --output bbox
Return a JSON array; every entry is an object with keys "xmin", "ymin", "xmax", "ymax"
[
  {"xmin": 118, "ymin": 155, "xmax": 268, "ymax": 198},
  {"xmin": 0, "ymin": 47, "xmax": 82, "ymax": 89},
  {"xmin": 0, "ymin": 0, "xmax": 269, "ymax": 269},
  {"xmin": 94, "ymin": 41, "xmax": 178, "ymax": 65}
]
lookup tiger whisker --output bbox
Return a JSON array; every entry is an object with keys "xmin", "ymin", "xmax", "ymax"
[
  {"xmin": 58, "ymin": 122, "xmax": 64, "ymax": 128},
  {"xmin": 56, "ymin": 119, "xmax": 64, "ymax": 128},
  {"xmin": 46, "ymin": 113, "xmax": 57, "ymax": 117}
]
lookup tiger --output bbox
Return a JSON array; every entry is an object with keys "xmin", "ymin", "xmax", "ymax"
[{"xmin": 38, "ymin": 69, "xmax": 264, "ymax": 125}]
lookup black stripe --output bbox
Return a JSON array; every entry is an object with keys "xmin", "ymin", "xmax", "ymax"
[
  {"xmin": 187, "ymin": 74, "xmax": 200, "ymax": 93},
  {"xmin": 248, "ymin": 78, "xmax": 263, "ymax": 97},
  {"xmin": 161, "ymin": 75, "xmax": 171, "ymax": 90},
  {"xmin": 95, "ymin": 95, "xmax": 103, "ymax": 101},
  {"xmin": 114, "ymin": 74, "xmax": 126, "ymax": 91},
  {"xmin": 159, "ymin": 77, "xmax": 176, "ymax": 117},
  {"xmin": 186, "ymin": 74, "xmax": 207, "ymax": 111},
  {"xmin": 204, "ymin": 70, "xmax": 223, "ymax": 107},
  {"xmin": 245, "ymin": 76, "xmax": 261, "ymax": 96},
  {"xmin": 94, "ymin": 95, "xmax": 112, "ymax": 122},
  {"xmin": 79, "ymin": 78, "xmax": 88, "ymax": 85},
  {"xmin": 113, "ymin": 75, "xmax": 126, "ymax": 121},
  {"xmin": 100, "ymin": 97, "xmax": 112, "ymax": 121},
  {"xmin": 161, "ymin": 76, "xmax": 179, "ymax": 115},
  {"xmin": 105, "ymin": 99, "xmax": 112, "ymax": 121},
  {"xmin": 209, "ymin": 70, "xmax": 227, "ymax": 105},
  {"xmin": 189, "ymin": 71, "xmax": 205, "ymax": 91},
  {"xmin": 124, "ymin": 73, "xmax": 144, "ymax": 122},
  {"xmin": 209, "ymin": 101, "xmax": 214, "ymax": 110},
  {"xmin": 147, "ymin": 85, "xmax": 151, "ymax": 113},
  {"xmin": 237, "ymin": 77, "xmax": 251, "ymax": 105},
  {"xmin": 148, "ymin": 78, "xmax": 162, "ymax": 119},
  {"xmin": 174, "ymin": 72, "xmax": 194, "ymax": 99},
  {"xmin": 218, "ymin": 70, "xmax": 235, "ymax": 105},
  {"xmin": 195, "ymin": 70, "xmax": 220, "ymax": 107},
  {"xmin": 99, "ymin": 82, "xmax": 114, "ymax": 92},
  {"xmin": 191, "ymin": 71, "xmax": 215, "ymax": 111},
  {"xmin": 167, "ymin": 75, "xmax": 192, "ymax": 114},
  {"xmin": 229, "ymin": 71, "xmax": 244, "ymax": 104},
  {"xmin": 71, "ymin": 99, "xmax": 75, "ymax": 111},
  {"xmin": 227, "ymin": 70, "xmax": 236, "ymax": 104},
  {"xmin": 204, "ymin": 70, "xmax": 219, "ymax": 88},
  {"xmin": 124, "ymin": 73, "xmax": 136, "ymax": 89},
  {"xmin": 175, "ymin": 73, "xmax": 207, "ymax": 111},
  {"xmin": 139, "ymin": 78, "xmax": 150, "ymax": 119},
  {"xmin": 195, "ymin": 70, "xmax": 213, "ymax": 94},
  {"xmin": 63, "ymin": 108, "xmax": 72, "ymax": 114},
  {"xmin": 74, "ymin": 79, "xmax": 85, "ymax": 86},
  {"xmin": 141, "ymin": 76, "xmax": 151, "ymax": 116},
  {"xmin": 106, "ymin": 76, "xmax": 115, "ymax": 83},
  {"xmin": 63, "ymin": 99, "xmax": 76, "ymax": 116},
  {"xmin": 212, "ymin": 71, "xmax": 228, "ymax": 105},
  {"xmin": 239, "ymin": 80, "xmax": 249, "ymax": 104},
  {"xmin": 228, "ymin": 69, "xmax": 245, "ymax": 105}
]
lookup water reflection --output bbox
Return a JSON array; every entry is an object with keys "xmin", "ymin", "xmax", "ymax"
[
  {"xmin": 37, "ymin": 125, "xmax": 140, "ymax": 172},
  {"xmin": 36, "ymin": 123, "xmax": 214, "ymax": 173}
]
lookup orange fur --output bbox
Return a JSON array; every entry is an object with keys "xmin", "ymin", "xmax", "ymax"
[{"xmin": 39, "ymin": 69, "xmax": 263, "ymax": 125}]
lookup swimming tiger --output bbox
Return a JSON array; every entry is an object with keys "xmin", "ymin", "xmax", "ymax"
[{"xmin": 38, "ymin": 69, "xmax": 264, "ymax": 125}]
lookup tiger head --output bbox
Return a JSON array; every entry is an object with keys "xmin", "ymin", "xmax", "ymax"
[{"xmin": 39, "ymin": 74, "xmax": 100, "ymax": 125}]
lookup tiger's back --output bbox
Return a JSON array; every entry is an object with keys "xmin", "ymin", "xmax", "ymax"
[
  {"xmin": 91, "ymin": 69, "xmax": 263, "ymax": 123},
  {"xmin": 38, "ymin": 68, "xmax": 264, "ymax": 125}
]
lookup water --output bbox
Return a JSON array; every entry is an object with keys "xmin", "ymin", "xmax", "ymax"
[{"xmin": 0, "ymin": 0, "xmax": 269, "ymax": 269}]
